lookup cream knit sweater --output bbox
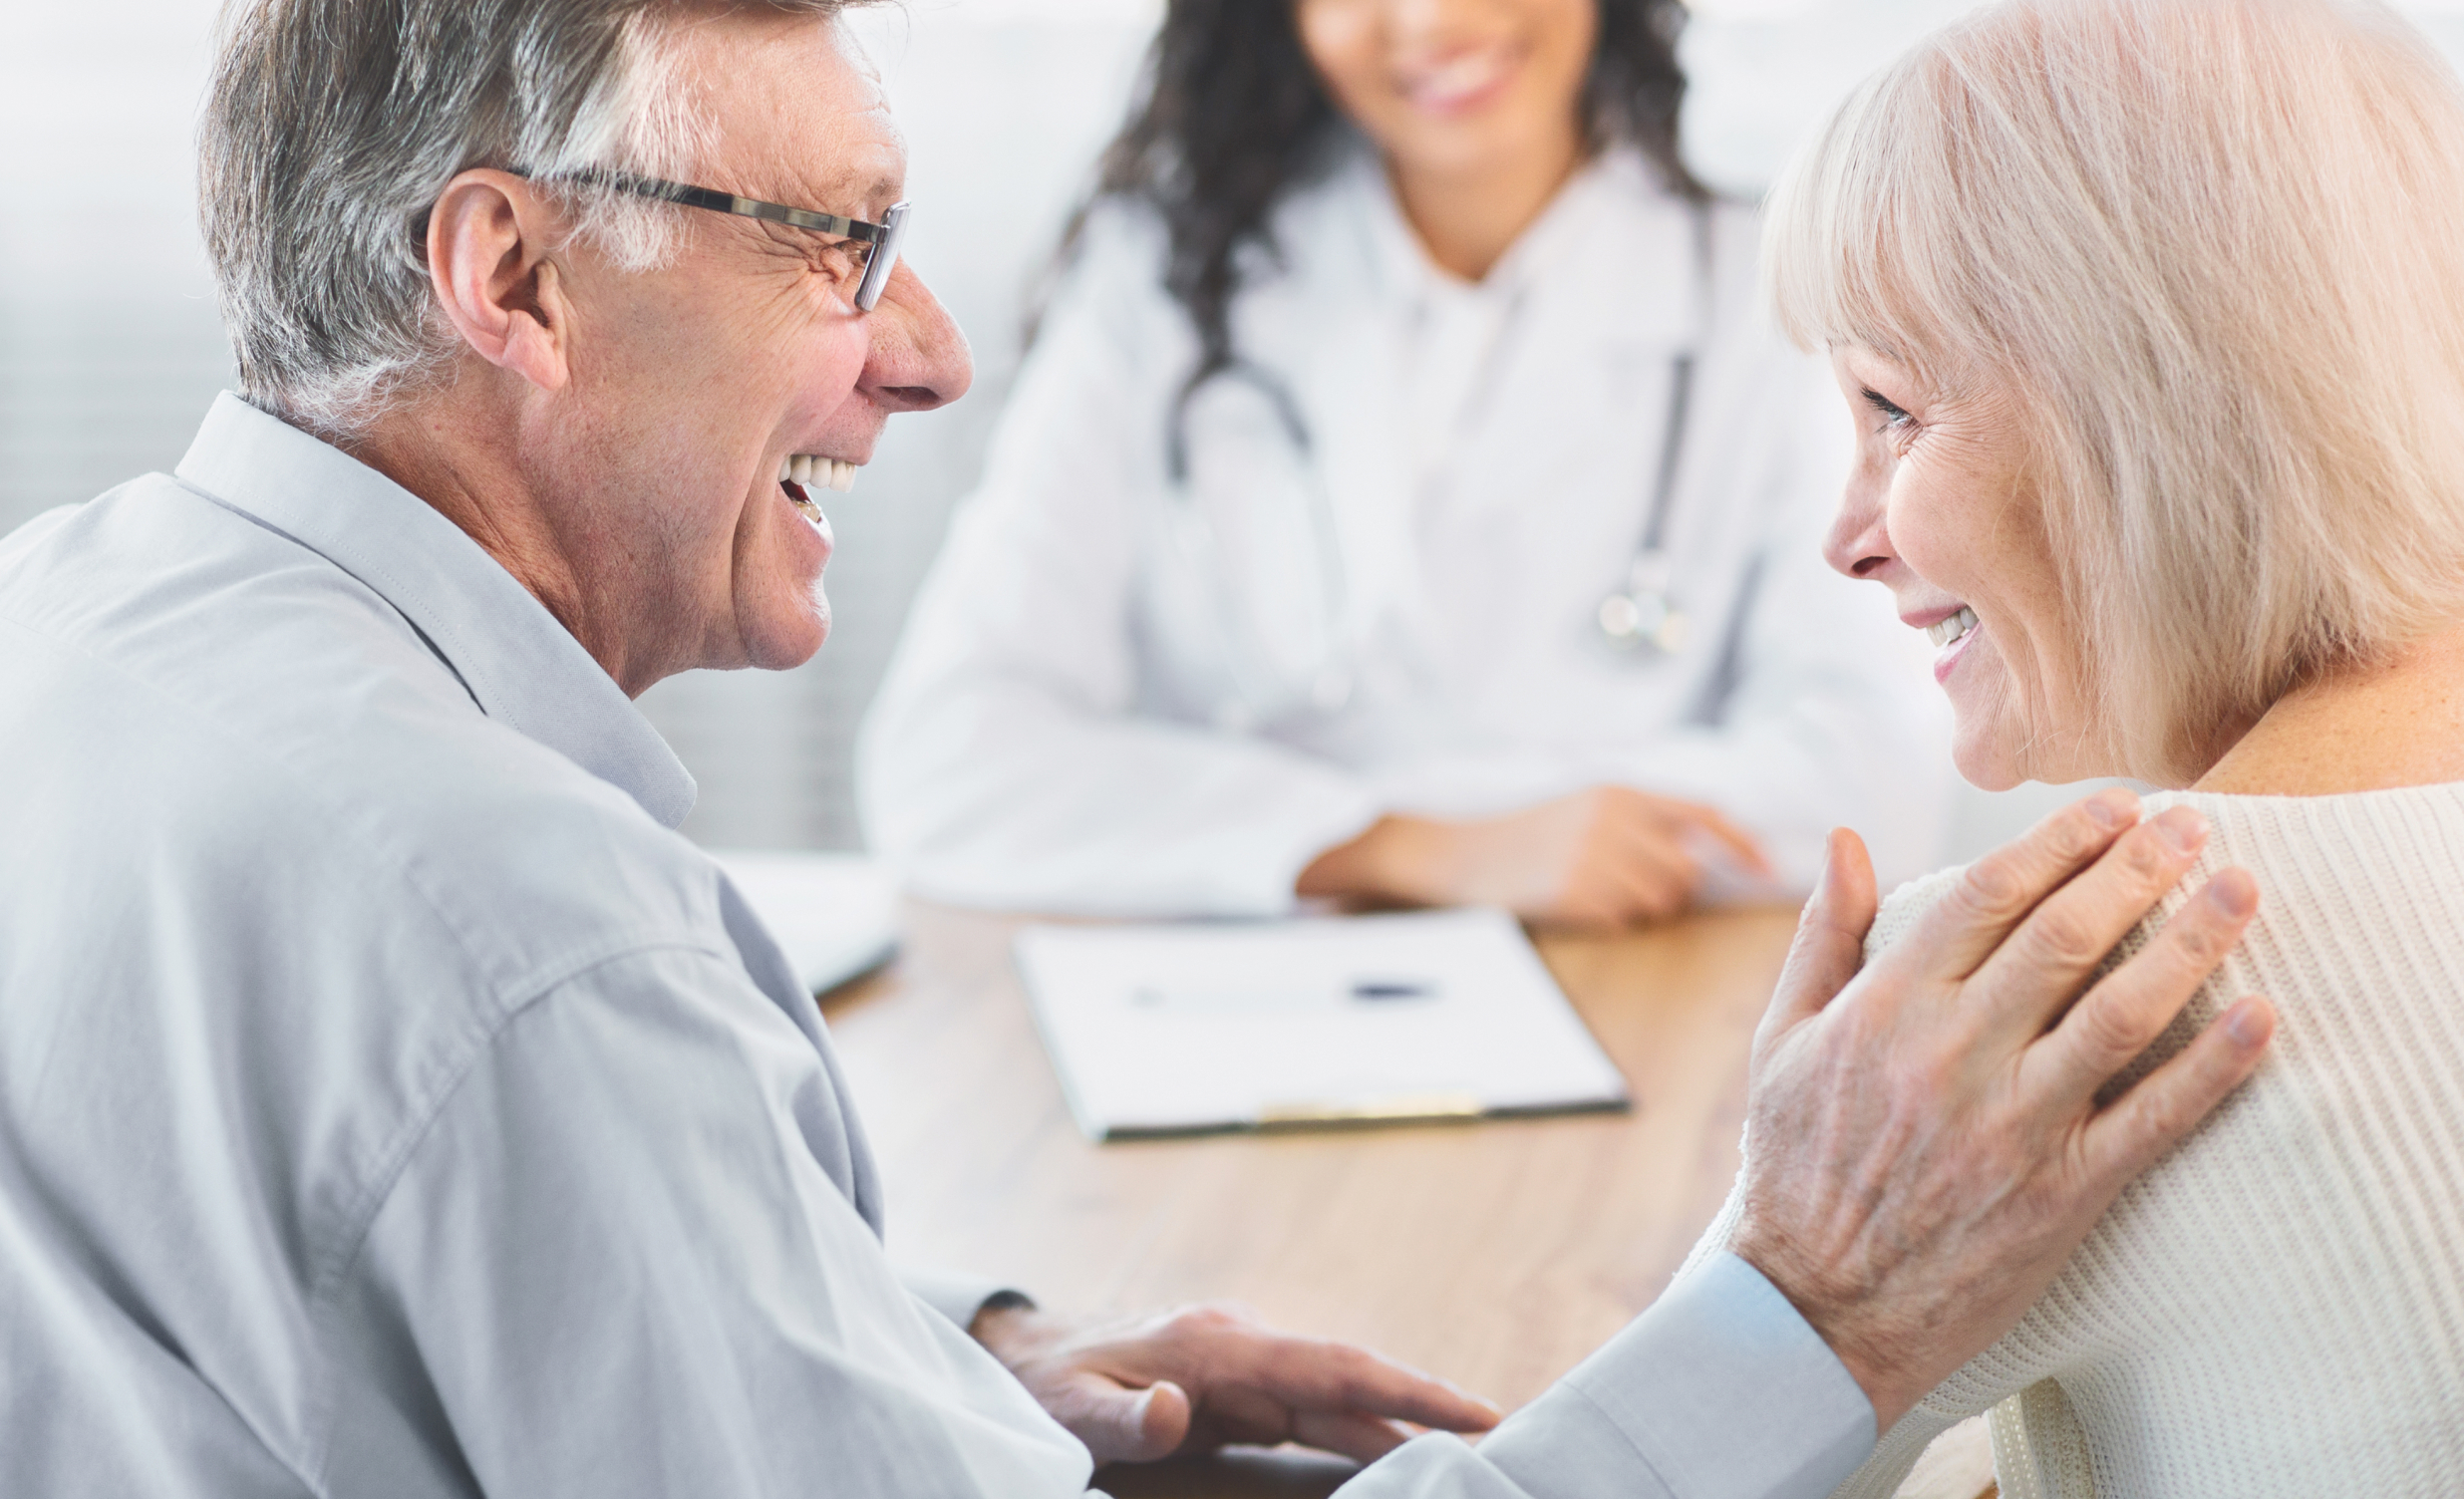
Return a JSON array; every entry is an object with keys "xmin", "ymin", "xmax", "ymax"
[{"xmin": 1683, "ymin": 786, "xmax": 2464, "ymax": 1496}]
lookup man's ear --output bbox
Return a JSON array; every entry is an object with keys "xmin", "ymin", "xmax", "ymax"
[{"xmin": 426, "ymin": 169, "xmax": 574, "ymax": 393}]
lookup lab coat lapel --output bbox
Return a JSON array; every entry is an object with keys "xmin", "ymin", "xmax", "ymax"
[
  {"xmin": 1328, "ymin": 154, "xmax": 1701, "ymax": 704},
  {"xmin": 1469, "ymin": 156, "xmax": 1699, "ymax": 527}
]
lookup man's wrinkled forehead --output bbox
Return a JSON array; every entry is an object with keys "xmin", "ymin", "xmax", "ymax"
[{"xmin": 678, "ymin": 9, "xmax": 906, "ymax": 214}]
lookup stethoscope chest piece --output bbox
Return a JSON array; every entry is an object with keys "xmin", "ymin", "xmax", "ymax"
[{"xmin": 1597, "ymin": 550, "xmax": 1690, "ymax": 655}]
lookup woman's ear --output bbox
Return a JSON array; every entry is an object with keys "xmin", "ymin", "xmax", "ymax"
[{"xmin": 425, "ymin": 168, "xmax": 573, "ymax": 393}]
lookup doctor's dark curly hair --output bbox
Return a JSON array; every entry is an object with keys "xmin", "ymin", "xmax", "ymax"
[{"xmin": 1054, "ymin": 0, "xmax": 1705, "ymax": 402}]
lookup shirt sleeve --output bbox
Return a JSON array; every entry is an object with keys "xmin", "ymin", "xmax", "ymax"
[
  {"xmin": 855, "ymin": 210, "xmax": 1383, "ymax": 919},
  {"xmin": 318, "ymin": 943, "xmax": 1093, "ymax": 1498},
  {"xmin": 315, "ymin": 944, "xmax": 1874, "ymax": 1499},
  {"xmin": 1335, "ymin": 1255, "xmax": 1876, "ymax": 1499}
]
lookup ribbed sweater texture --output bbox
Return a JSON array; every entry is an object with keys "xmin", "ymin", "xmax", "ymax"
[{"xmin": 1684, "ymin": 785, "xmax": 2464, "ymax": 1496}]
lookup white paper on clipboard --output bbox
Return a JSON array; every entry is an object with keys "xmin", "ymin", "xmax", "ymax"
[{"xmin": 1014, "ymin": 907, "xmax": 1630, "ymax": 1140}]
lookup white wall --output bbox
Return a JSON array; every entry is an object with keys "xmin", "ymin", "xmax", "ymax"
[
  {"xmin": 17, "ymin": 0, "xmax": 2461, "ymax": 859},
  {"xmin": 0, "ymin": 2, "xmax": 232, "ymax": 532}
]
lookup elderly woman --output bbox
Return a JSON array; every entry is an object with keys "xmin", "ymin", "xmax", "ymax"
[{"xmin": 1684, "ymin": 0, "xmax": 2464, "ymax": 1492}]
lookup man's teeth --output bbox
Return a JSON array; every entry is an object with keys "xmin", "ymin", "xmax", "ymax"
[
  {"xmin": 1926, "ymin": 606, "xmax": 1980, "ymax": 649},
  {"xmin": 775, "ymin": 454, "xmax": 858, "ymax": 492}
]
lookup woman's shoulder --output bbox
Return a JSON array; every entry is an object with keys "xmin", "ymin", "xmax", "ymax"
[
  {"xmin": 2149, "ymin": 780, "xmax": 2464, "ymax": 955},
  {"xmin": 1864, "ymin": 780, "xmax": 2464, "ymax": 968},
  {"xmin": 2146, "ymin": 779, "xmax": 2464, "ymax": 845}
]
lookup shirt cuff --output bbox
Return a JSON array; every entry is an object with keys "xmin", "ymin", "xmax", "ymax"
[
  {"xmin": 898, "ymin": 1264, "xmax": 1034, "ymax": 1333},
  {"xmin": 1474, "ymin": 1252, "xmax": 1876, "ymax": 1499}
]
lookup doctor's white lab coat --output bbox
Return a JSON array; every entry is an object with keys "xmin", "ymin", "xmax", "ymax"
[{"xmin": 859, "ymin": 147, "xmax": 1955, "ymax": 917}]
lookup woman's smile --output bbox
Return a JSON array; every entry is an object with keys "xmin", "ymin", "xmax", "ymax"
[
  {"xmin": 1929, "ymin": 607, "xmax": 1983, "ymax": 685},
  {"xmin": 1395, "ymin": 40, "xmax": 1525, "ymax": 117}
]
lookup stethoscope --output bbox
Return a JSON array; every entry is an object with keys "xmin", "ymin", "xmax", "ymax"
[
  {"xmin": 1596, "ymin": 200, "xmax": 1716, "ymax": 656},
  {"xmin": 1164, "ymin": 363, "xmax": 1356, "ymax": 724},
  {"xmin": 1164, "ymin": 199, "xmax": 1715, "ymax": 720},
  {"xmin": 1592, "ymin": 346, "xmax": 1696, "ymax": 655}
]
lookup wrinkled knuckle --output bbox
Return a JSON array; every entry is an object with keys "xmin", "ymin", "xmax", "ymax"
[
  {"xmin": 2054, "ymin": 804, "xmax": 2110, "ymax": 859},
  {"xmin": 2073, "ymin": 993, "xmax": 2155, "ymax": 1067},
  {"xmin": 2166, "ymin": 914, "xmax": 2227, "ymax": 968},
  {"xmin": 2116, "ymin": 827, "xmax": 2176, "ymax": 882},
  {"xmin": 1955, "ymin": 857, "xmax": 2028, "ymax": 921},
  {"xmin": 2130, "ymin": 1086, "xmax": 2191, "ymax": 1145},
  {"xmin": 1167, "ymin": 1305, "xmax": 1240, "ymax": 1337},
  {"xmin": 2029, "ymin": 908, "xmax": 2108, "ymax": 971},
  {"xmin": 2019, "ymin": 802, "xmax": 2109, "ymax": 870}
]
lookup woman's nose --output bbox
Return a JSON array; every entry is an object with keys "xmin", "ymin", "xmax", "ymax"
[
  {"xmin": 1394, "ymin": 0, "xmax": 1492, "ymax": 45},
  {"xmin": 1823, "ymin": 467, "xmax": 1895, "ymax": 580},
  {"xmin": 860, "ymin": 261, "xmax": 974, "ymax": 414}
]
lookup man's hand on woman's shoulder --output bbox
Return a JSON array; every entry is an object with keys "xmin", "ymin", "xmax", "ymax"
[{"xmin": 1733, "ymin": 790, "xmax": 2276, "ymax": 1430}]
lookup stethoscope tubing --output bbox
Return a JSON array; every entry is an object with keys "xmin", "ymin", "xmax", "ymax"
[{"xmin": 1162, "ymin": 197, "xmax": 1719, "ymax": 717}]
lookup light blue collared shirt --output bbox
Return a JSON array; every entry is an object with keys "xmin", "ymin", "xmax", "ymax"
[{"xmin": 0, "ymin": 394, "xmax": 1873, "ymax": 1498}]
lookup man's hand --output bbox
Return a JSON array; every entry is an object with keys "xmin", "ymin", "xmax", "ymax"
[
  {"xmin": 968, "ymin": 1301, "xmax": 1501, "ymax": 1466},
  {"xmin": 1298, "ymin": 785, "xmax": 1772, "ymax": 929},
  {"xmin": 1731, "ymin": 789, "xmax": 2276, "ymax": 1430}
]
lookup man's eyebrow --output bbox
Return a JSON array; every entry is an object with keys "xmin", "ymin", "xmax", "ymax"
[{"xmin": 794, "ymin": 167, "xmax": 903, "ymax": 217}]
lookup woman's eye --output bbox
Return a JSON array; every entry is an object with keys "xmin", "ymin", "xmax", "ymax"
[{"xmin": 1861, "ymin": 387, "xmax": 1914, "ymax": 435}]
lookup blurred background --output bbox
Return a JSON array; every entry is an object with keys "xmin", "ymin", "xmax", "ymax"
[{"xmin": 13, "ymin": 0, "xmax": 2464, "ymax": 857}]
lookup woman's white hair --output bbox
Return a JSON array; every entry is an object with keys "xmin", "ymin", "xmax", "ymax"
[
  {"xmin": 200, "ymin": 0, "xmax": 850, "ymax": 438},
  {"xmin": 1766, "ymin": 0, "xmax": 2464, "ymax": 784}
]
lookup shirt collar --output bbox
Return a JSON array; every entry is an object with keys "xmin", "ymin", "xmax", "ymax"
[{"xmin": 172, "ymin": 392, "xmax": 699, "ymax": 829}]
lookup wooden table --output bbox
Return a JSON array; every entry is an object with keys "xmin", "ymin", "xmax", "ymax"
[{"xmin": 818, "ymin": 900, "xmax": 1802, "ymax": 1494}]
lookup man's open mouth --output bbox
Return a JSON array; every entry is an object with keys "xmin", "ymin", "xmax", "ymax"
[{"xmin": 778, "ymin": 453, "xmax": 855, "ymax": 522}]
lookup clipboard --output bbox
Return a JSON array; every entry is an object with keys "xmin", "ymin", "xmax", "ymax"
[{"xmin": 1014, "ymin": 907, "xmax": 1631, "ymax": 1140}]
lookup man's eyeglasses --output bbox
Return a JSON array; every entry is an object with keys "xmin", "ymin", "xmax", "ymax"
[{"xmin": 542, "ymin": 166, "xmax": 910, "ymax": 312}]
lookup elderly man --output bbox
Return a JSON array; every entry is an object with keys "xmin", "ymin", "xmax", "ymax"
[{"xmin": 0, "ymin": 0, "xmax": 2273, "ymax": 1495}]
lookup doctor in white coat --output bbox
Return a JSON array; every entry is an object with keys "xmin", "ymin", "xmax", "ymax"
[{"xmin": 860, "ymin": 0, "xmax": 1955, "ymax": 926}]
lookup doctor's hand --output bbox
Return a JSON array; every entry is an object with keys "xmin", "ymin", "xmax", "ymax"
[
  {"xmin": 1729, "ymin": 791, "xmax": 2277, "ymax": 1431},
  {"xmin": 967, "ymin": 1301, "xmax": 1500, "ymax": 1466},
  {"xmin": 1297, "ymin": 785, "xmax": 1770, "ymax": 929}
]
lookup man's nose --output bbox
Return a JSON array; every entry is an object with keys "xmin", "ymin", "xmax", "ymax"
[{"xmin": 860, "ymin": 261, "xmax": 973, "ymax": 414}]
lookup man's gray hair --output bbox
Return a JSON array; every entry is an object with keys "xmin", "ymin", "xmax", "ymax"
[{"xmin": 201, "ymin": 0, "xmax": 847, "ymax": 436}]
